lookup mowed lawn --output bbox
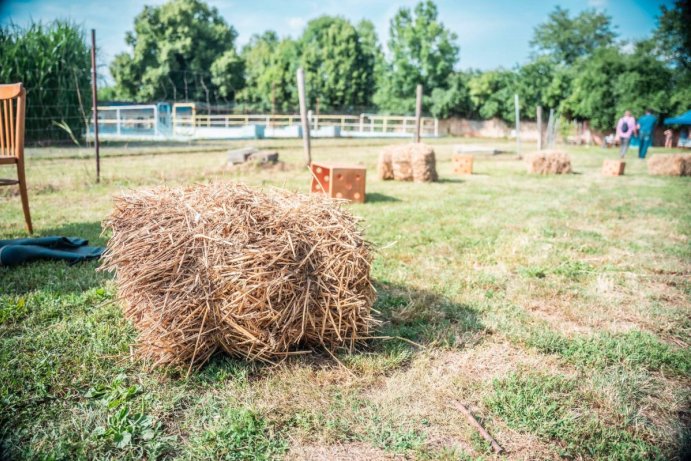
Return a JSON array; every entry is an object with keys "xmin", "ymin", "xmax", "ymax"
[{"xmin": 1, "ymin": 138, "xmax": 689, "ymax": 460}]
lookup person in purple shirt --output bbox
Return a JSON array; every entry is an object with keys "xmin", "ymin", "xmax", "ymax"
[{"xmin": 616, "ymin": 110, "xmax": 637, "ymax": 158}]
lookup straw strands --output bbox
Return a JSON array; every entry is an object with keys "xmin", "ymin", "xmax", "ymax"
[
  {"xmin": 526, "ymin": 150, "xmax": 572, "ymax": 174},
  {"xmin": 647, "ymin": 154, "xmax": 691, "ymax": 176},
  {"xmin": 101, "ymin": 183, "xmax": 376, "ymax": 370}
]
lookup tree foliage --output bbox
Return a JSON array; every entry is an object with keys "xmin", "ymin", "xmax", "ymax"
[
  {"xmin": 110, "ymin": 0, "xmax": 241, "ymax": 102},
  {"xmin": 374, "ymin": 0, "xmax": 459, "ymax": 113},
  {"xmin": 299, "ymin": 16, "xmax": 373, "ymax": 111},
  {"xmin": 468, "ymin": 70, "xmax": 517, "ymax": 122},
  {"xmin": 237, "ymin": 32, "xmax": 299, "ymax": 112},
  {"xmin": 430, "ymin": 72, "xmax": 473, "ymax": 118},
  {"xmin": 531, "ymin": 6, "xmax": 616, "ymax": 65},
  {"xmin": 652, "ymin": 0, "xmax": 691, "ymax": 70}
]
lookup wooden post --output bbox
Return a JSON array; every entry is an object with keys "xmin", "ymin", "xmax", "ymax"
[
  {"xmin": 536, "ymin": 105, "xmax": 543, "ymax": 150},
  {"xmin": 514, "ymin": 94, "xmax": 520, "ymax": 156},
  {"xmin": 296, "ymin": 68, "xmax": 311, "ymax": 165},
  {"xmin": 90, "ymin": 29, "xmax": 100, "ymax": 183},
  {"xmin": 414, "ymin": 84, "xmax": 423, "ymax": 143},
  {"xmin": 547, "ymin": 108, "xmax": 555, "ymax": 148}
]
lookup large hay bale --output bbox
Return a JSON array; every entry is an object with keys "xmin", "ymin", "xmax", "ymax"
[
  {"xmin": 526, "ymin": 150, "xmax": 572, "ymax": 175},
  {"xmin": 101, "ymin": 183, "xmax": 376, "ymax": 369},
  {"xmin": 380, "ymin": 143, "xmax": 438, "ymax": 182},
  {"xmin": 647, "ymin": 154, "xmax": 691, "ymax": 176}
]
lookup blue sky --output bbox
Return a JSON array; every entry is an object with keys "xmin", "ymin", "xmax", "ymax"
[{"xmin": 0, "ymin": 0, "xmax": 671, "ymax": 78}]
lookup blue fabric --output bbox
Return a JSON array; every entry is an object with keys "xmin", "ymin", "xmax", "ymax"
[
  {"xmin": 664, "ymin": 110, "xmax": 691, "ymax": 125},
  {"xmin": 638, "ymin": 114, "xmax": 657, "ymax": 135},
  {"xmin": 638, "ymin": 134, "xmax": 653, "ymax": 159},
  {"xmin": 0, "ymin": 236, "xmax": 104, "ymax": 266}
]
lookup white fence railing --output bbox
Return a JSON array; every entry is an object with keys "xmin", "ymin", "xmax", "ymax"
[{"xmin": 88, "ymin": 102, "xmax": 439, "ymax": 140}]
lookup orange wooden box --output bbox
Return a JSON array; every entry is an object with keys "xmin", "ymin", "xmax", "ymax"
[
  {"xmin": 602, "ymin": 159, "xmax": 625, "ymax": 176},
  {"xmin": 452, "ymin": 154, "xmax": 474, "ymax": 175},
  {"xmin": 310, "ymin": 162, "xmax": 366, "ymax": 203}
]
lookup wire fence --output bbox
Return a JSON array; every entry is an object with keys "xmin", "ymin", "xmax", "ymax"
[{"xmin": 19, "ymin": 66, "xmax": 442, "ymax": 147}]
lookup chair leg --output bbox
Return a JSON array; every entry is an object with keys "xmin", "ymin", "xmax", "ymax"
[{"xmin": 16, "ymin": 160, "xmax": 33, "ymax": 234}]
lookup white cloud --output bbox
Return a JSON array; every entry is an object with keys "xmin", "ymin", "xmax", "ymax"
[
  {"xmin": 588, "ymin": 0, "xmax": 608, "ymax": 9},
  {"xmin": 287, "ymin": 17, "xmax": 306, "ymax": 31}
]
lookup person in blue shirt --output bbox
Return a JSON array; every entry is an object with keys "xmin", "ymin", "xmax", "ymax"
[{"xmin": 637, "ymin": 109, "xmax": 657, "ymax": 159}]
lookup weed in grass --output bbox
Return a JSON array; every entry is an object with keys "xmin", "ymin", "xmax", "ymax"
[
  {"xmin": 363, "ymin": 411, "xmax": 426, "ymax": 453},
  {"xmin": 187, "ymin": 408, "xmax": 287, "ymax": 460},
  {"xmin": 553, "ymin": 260, "xmax": 593, "ymax": 280},
  {"xmin": 0, "ymin": 296, "xmax": 28, "ymax": 324},
  {"xmin": 87, "ymin": 374, "xmax": 175, "ymax": 459},
  {"xmin": 519, "ymin": 266, "xmax": 547, "ymax": 279}
]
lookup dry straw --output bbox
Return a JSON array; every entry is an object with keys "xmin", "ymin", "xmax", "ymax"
[
  {"xmin": 526, "ymin": 150, "xmax": 572, "ymax": 174},
  {"xmin": 647, "ymin": 154, "xmax": 691, "ymax": 176},
  {"xmin": 378, "ymin": 143, "xmax": 438, "ymax": 182},
  {"xmin": 101, "ymin": 183, "xmax": 376, "ymax": 371}
]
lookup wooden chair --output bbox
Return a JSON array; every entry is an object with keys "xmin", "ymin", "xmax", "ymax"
[{"xmin": 0, "ymin": 83, "xmax": 32, "ymax": 233}]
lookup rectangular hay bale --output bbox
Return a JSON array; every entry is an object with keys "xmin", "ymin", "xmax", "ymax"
[
  {"xmin": 602, "ymin": 159, "xmax": 626, "ymax": 176},
  {"xmin": 647, "ymin": 154, "xmax": 691, "ymax": 176}
]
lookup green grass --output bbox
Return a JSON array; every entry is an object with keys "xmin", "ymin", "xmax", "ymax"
[
  {"xmin": 486, "ymin": 371, "xmax": 661, "ymax": 460},
  {"xmin": 1, "ymin": 138, "xmax": 689, "ymax": 460}
]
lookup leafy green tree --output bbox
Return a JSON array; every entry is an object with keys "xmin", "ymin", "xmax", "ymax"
[
  {"xmin": 237, "ymin": 32, "xmax": 298, "ymax": 112},
  {"xmin": 430, "ymin": 72, "xmax": 474, "ymax": 118},
  {"xmin": 531, "ymin": 6, "xmax": 616, "ymax": 65},
  {"xmin": 110, "ymin": 0, "xmax": 241, "ymax": 102},
  {"xmin": 356, "ymin": 19, "xmax": 384, "ymax": 106},
  {"xmin": 468, "ymin": 70, "xmax": 517, "ymax": 122},
  {"xmin": 375, "ymin": 0, "xmax": 459, "ymax": 113},
  {"xmin": 299, "ymin": 16, "xmax": 373, "ymax": 111},
  {"xmin": 211, "ymin": 49, "xmax": 244, "ymax": 102},
  {"xmin": 650, "ymin": 0, "xmax": 691, "ymax": 116},
  {"xmin": 561, "ymin": 44, "xmax": 674, "ymax": 131},
  {"xmin": 560, "ymin": 47, "xmax": 624, "ymax": 130},
  {"xmin": 515, "ymin": 57, "xmax": 559, "ymax": 119},
  {"xmin": 652, "ymin": 0, "xmax": 691, "ymax": 70}
]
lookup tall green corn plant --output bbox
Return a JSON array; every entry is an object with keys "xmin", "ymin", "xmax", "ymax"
[{"xmin": 0, "ymin": 20, "xmax": 91, "ymax": 145}]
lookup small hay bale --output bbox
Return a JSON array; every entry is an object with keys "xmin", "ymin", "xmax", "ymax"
[
  {"xmin": 602, "ymin": 159, "xmax": 626, "ymax": 176},
  {"xmin": 647, "ymin": 154, "xmax": 691, "ymax": 176},
  {"xmin": 101, "ymin": 183, "xmax": 376, "ymax": 369},
  {"xmin": 381, "ymin": 143, "xmax": 438, "ymax": 182},
  {"xmin": 526, "ymin": 150, "xmax": 572, "ymax": 175}
]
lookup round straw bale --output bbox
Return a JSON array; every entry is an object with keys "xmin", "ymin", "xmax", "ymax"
[
  {"xmin": 647, "ymin": 154, "xmax": 691, "ymax": 176},
  {"xmin": 383, "ymin": 143, "xmax": 438, "ymax": 182},
  {"xmin": 101, "ymin": 183, "xmax": 376, "ymax": 369},
  {"xmin": 526, "ymin": 150, "xmax": 572, "ymax": 174}
]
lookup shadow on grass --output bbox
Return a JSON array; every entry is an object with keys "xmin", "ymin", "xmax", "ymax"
[
  {"xmin": 436, "ymin": 178, "xmax": 465, "ymax": 184},
  {"xmin": 371, "ymin": 280, "xmax": 484, "ymax": 350},
  {"xmin": 366, "ymin": 192, "xmax": 401, "ymax": 203},
  {"xmin": 1, "ymin": 221, "xmax": 110, "ymax": 296}
]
